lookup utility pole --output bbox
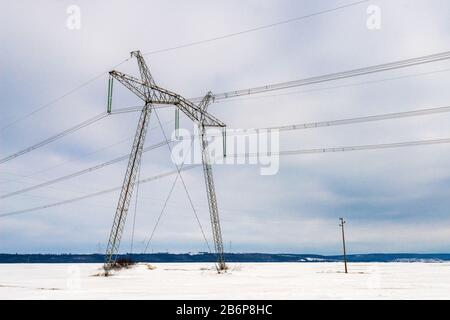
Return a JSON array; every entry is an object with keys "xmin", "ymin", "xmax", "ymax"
[
  {"xmin": 103, "ymin": 50, "xmax": 227, "ymax": 274},
  {"xmin": 339, "ymin": 218, "xmax": 348, "ymax": 274}
]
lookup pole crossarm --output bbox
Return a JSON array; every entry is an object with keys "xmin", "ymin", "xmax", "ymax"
[{"xmin": 109, "ymin": 72, "xmax": 225, "ymax": 128}]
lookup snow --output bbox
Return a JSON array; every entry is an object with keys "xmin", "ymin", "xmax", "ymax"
[{"xmin": 1, "ymin": 262, "xmax": 450, "ymax": 299}]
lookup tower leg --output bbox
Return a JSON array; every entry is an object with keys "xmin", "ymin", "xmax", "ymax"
[
  {"xmin": 200, "ymin": 125, "xmax": 226, "ymax": 271},
  {"xmin": 104, "ymin": 104, "xmax": 152, "ymax": 274}
]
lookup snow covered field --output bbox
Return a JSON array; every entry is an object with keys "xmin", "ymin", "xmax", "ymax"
[{"xmin": 1, "ymin": 262, "xmax": 450, "ymax": 299}]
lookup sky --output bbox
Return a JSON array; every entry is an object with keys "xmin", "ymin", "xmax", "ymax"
[{"xmin": 1, "ymin": 0, "xmax": 450, "ymax": 255}]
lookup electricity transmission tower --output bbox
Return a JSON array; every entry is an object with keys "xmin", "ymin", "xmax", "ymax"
[
  {"xmin": 339, "ymin": 218, "xmax": 348, "ymax": 274},
  {"xmin": 103, "ymin": 50, "xmax": 227, "ymax": 274}
]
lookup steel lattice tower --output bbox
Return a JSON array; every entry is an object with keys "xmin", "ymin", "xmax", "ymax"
[{"xmin": 104, "ymin": 51, "xmax": 226, "ymax": 274}]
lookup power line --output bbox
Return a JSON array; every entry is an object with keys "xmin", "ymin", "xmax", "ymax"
[
  {"xmin": 0, "ymin": 105, "xmax": 158, "ymax": 166},
  {"xmin": 251, "ymin": 105, "xmax": 450, "ymax": 133},
  {"xmin": 0, "ymin": 59, "xmax": 130, "ymax": 134},
  {"xmin": 231, "ymin": 137, "xmax": 450, "ymax": 158},
  {"xmin": 0, "ymin": 112, "xmax": 108, "ymax": 165},
  {"xmin": 0, "ymin": 173, "xmax": 93, "ymax": 196},
  {"xmin": 0, "ymin": 137, "xmax": 134, "ymax": 190},
  {"xmin": 0, "ymin": 118, "xmax": 174, "ymax": 187},
  {"xmin": 0, "ymin": 105, "xmax": 175, "ymax": 167},
  {"xmin": 3, "ymin": 136, "xmax": 450, "ymax": 218},
  {"xmin": 0, "ymin": 139, "xmax": 174, "ymax": 200},
  {"xmin": 23, "ymin": 136, "xmax": 134, "ymax": 179},
  {"xmin": 161, "ymin": 104, "xmax": 450, "ymax": 139},
  {"xmin": 0, "ymin": 165, "xmax": 201, "ymax": 218},
  {"xmin": 212, "ymin": 67, "xmax": 450, "ymax": 104},
  {"xmin": 142, "ymin": 0, "xmax": 370, "ymax": 56},
  {"xmin": 188, "ymin": 51, "xmax": 450, "ymax": 103},
  {"xmin": 110, "ymin": 105, "xmax": 173, "ymax": 115},
  {"xmin": 9, "ymin": 118, "xmax": 174, "ymax": 184},
  {"xmin": 4, "ymin": 103, "xmax": 450, "ymax": 199}
]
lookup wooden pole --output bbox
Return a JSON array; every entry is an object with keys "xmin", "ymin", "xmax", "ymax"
[{"xmin": 339, "ymin": 218, "xmax": 348, "ymax": 274}]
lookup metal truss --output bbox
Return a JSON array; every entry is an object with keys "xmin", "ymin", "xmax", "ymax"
[{"xmin": 104, "ymin": 51, "xmax": 227, "ymax": 273}]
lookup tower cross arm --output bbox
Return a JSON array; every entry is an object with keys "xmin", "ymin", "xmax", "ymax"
[
  {"xmin": 109, "ymin": 71, "xmax": 225, "ymax": 128},
  {"xmin": 109, "ymin": 70, "xmax": 149, "ymax": 102}
]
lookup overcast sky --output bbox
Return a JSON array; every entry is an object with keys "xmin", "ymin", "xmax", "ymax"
[{"xmin": 1, "ymin": 0, "xmax": 450, "ymax": 255}]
